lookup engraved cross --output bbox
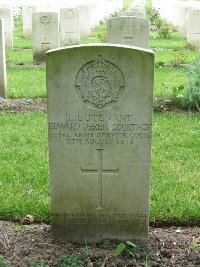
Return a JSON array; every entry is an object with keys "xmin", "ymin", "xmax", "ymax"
[
  {"xmin": 65, "ymin": 32, "xmax": 74, "ymax": 44},
  {"xmin": 81, "ymin": 149, "xmax": 119, "ymax": 210},
  {"xmin": 41, "ymin": 38, "xmax": 50, "ymax": 51}
]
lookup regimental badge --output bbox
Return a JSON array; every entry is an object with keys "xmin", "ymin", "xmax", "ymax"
[
  {"xmin": 40, "ymin": 16, "xmax": 50, "ymax": 25},
  {"xmin": 75, "ymin": 55, "xmax": 125, "ymax": 109}
]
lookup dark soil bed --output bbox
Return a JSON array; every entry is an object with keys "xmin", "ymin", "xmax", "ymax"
[
  {"xmin": 0, "ymin": 98, "xmax": 199, "ymax": 114},
  {"xmin": 0, "ymin": 221, "xmax": 199, "ymax": 266}
]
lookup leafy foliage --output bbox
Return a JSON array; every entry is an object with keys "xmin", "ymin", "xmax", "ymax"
[
  {"xmin": 183, "ymin": 61, "xmax": 200, "ymax": 110},
  {"xmin": 56, "ymin": 256, "xmax": 83, "ymax": 267},
  {"xmin": 115, "ymin": 241, "xmax": 138, "ymax": 257},
  {"xmin": 158, "ymin": 23, "xmax": 172, "ymax": 39},
  {"xmin": 0, "ymin": 256, "xmax": 11, "ymax": 267},
  {"xmin": 146, "ymin": 7, "xmax": 162, "ymax": 28},
  {"xmin": 30, "ymin": 261, "xmax": 49, "ymax": 267},
  {"xmin": 102, "ymin": 240, "xmax": 112, "ymax": 249},
  {"xmin": 171, "ymin": 50, "xmax": 188, "ymax": 67}
]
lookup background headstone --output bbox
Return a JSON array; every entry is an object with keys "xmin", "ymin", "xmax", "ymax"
[
  {"xmin": 0, "ymin": 8, "xmax": 13, "ymax": 48},
  {"xmin": 77, "ymin": 5, "xmax": 91, "ymax": 37},
  {"xmin": 107, "ymin": 17, "xmax": 149, "ymax": 49},
  {"xmin": 22, "ymin": 5, "xmax": 38, "ymax": 37},
  {"xmin": 118, "ymin": 11, "xmax": 146, "ymax": 18},
  {"xmin": 128, "ymin": 4, "xmax": 147, "ymax": 17},
  {"xmin": 187, "ymin": 8, "xmax": 200, "ymax": 48},
  {"xmin": 32, "ymin": 12, "xmax": 59, "ymax": 62},
  {"xmin": 47, "ymin": 44, "xmax": 154, "ymax": 243},
  {"xmin": 60, "ymin": 8, "xmax": 80, "ymax": 46},
  {"xmin": 0, "ymin": 19, "xmax": 7, "ymax": 98}
]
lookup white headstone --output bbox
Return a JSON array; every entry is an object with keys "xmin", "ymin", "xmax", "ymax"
[
  {"xmin": 107, "ymin": 17, "xmax": 149, "ymax": 49},
  {"xmin": 47, "ymin": 44, "xmax": 154, "ymax": 243},
  {"xmin": 0, "ymin": 8, "xmax": 13, "ymax": 49},
  {"xmin": 187, "ymin": 8, "xmax": 200, "ymax": 48},
  {"xmin": 0, "ymin": 19, "xmax": 7, "ymax": 98},
  {"xmin": 128, "ymin": 4, "xmax": 146, "ymax": 17},
  {"xmin": 177, "ymin": 6, "xmax": 189, "ymax": 37},
  {"xmin": 77, "ymin": 5, "xmax": 91, "ymax": 37},
  {"xmin": 32, "ymin": 12, "xmax": 60, "ymax": 62},
  {"xmin": 22, "ymin": 5, "xmax": 38, "ymax": 37},
  {"xmin": 60, "ymin": 8, "xmax": 80, "ymax": 46}
]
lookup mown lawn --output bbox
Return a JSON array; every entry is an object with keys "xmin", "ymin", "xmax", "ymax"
[
  {"xmin": 0, "ymin": 6, "xmax": 199, "ymax": 225},
  {"xmin": 0, "ymin": 112, "xmax": 199, "ymax": 223}
]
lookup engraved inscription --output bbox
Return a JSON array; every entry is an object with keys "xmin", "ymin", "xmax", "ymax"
[
  {"xmin": 75, "ymin": 55, "xmax": 125, "ymax": 109},
  {"xmin": 41, "ymin": 38, "xmax": 50, "ymax": 52},
  {"xmin": 40, "ymin": 16, "xmax": 50, "ymax": 25},
  {"xmin": 81, "ymin": 149, "xmax": 119, "ymax": 209},
  {"xmin": 52, "ymin": 213, "xmax": 148, "ymax": 224},
  {"xmin": 49, "ymin": 114, "xmax": 152, "ymax": 145},
  {"xmin": 65, "ymin": 10, "xmax": 75, "ymax": 18}
]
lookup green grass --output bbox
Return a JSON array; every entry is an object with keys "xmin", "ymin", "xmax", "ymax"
[
  {"xmin": 150, "ymin": 32, "xmax": 187, "ymax": 49},
  {"xmin": 151, "ymin": 113, "xmax": 200, "ymax": 223},
  {"xmin": 81, "ymin": 23, "xmax": 107, "ymax": 44},
  {"xmin": 6, "ymin": 49, "xmax": 33, "ymax": 64},
  {"xmin": 0, "ymin": 112, "xmax": 199, "ymax": 223},
  {"xmin": 7, "ymin": 66, "xmax": 46, "ymax": 98},
  {"xmin": 0, "ymin": 112, "xmax": 49, "ymax": 221},
  {"xmin": 154, "ymin": 67, "xmax": 188, "ymax": 97},
  {"xmin": 14, "ymin": 18, "xmax": 32, "ymax": 49},
  {"xmin": 155, "ymin": 50, "xmax": 198, "ymax": 64},
  {"xmin": 1, "ymin": 7, "xmax": 199, "ymax": 226},
  {"xmin": 14, "ymin": 37, "xmax": 32, "ymax": 49},
  {"xmin": 6, "ymin": 64, "xmax": 188, "ymax": 98}
]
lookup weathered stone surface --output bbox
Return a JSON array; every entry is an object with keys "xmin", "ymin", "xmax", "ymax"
[
  {"xmin": 107, "ymin": 17, "xmax": 149, "ymax": 48},
  {"xmin": 0, "ymin": 19, "xmax": 7, "ymax": 98},
  {"xmin": 32, "ymin": 12, "xmax": 59, "ymax": 62},
  {"xmin": 22, "ymin": 5, "xmax": 38, "ymax": 37},
  {"xmin": 118, "ymin": 11, "xmax": 146, "ymax": 18},
  {"xmin": 60, "ymin": 8, "xmax": 80, "ymax": 46},
  {"xmin": 187, "ymin": 8, "xmax": 200, "ymax": 48},
  {"xmin": 47, "ymin": 44, "xmax": 154, "ymax": 243},
  {"xmin": 128, "ymin": 4, "xmax": 146, "ymax": 17},
  {"xmin": 0, "ymin": 8, "xmax": 13, "ymax": 48}
]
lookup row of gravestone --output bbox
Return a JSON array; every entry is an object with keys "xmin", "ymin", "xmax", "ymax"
[
  {"xmin": 0, "ymin": 3, "xmax": 151, "ymax": 96},
  {"xmin": 32, "ymin": 9, "xmax": 150, "ymax": 62},
  {"xmin": 153, "ymin": 0, "xmax": 200, "ymax": 51},
  {"xmin": 0, "ymin": 0, "xmax": 123, "ymax": 49}
]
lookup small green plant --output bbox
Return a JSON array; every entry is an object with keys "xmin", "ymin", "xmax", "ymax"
[
  {"xmin": 98, "ymin": 32, "xmax": 107, "ymax": 43},
  {"xmin": 191, "ymin": 242, "xmax": 200, "ymax": 250},
  {"xmin": 158, "ymin": 23, "xmax": 172, "ymax": 39},
  {"xmin": 102, "ymin": 240, "xmax": 112, "ymax": 249},
  {"xmin": 114, "ymin": 241, "xmax": 149, "ymax": 260},
  {"xmin": 146, "ymin": 7, "xmax": 162, "ymax": 28},
  {"xmin": 168, "ymin": 85, "xmax": 185, "ymax": 104},
  {"xmin": 172, "ymin": 50, "xmax": 187, "ymax": 67},
  {"xmin": 110, "ymin": 11, "xmax": 118, "ymax": 18},
  {"xmin": 114, "ymin": 241, "xmax": 138, "ymax": 257},
  {"xmin": 0, "ymin": 256, "xmax": 11, "ymax": 267},
  {"xmin": 183, "ymin": 60, "xmax": 200, "ymax": 110},
  {"xmin": 56, "ymin": 256, "xmax": 83, "ymax": 267},
  {"xmin": 155, "ymin": 61, "xmax": 165, "ymax": 68},
  {"xmin": 30, "ymin": 261, "xmax": 49, "ymax": 267},
  {"xmin": 183, "ymin": 43, "xmax": 196, "ymax": 51}
]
